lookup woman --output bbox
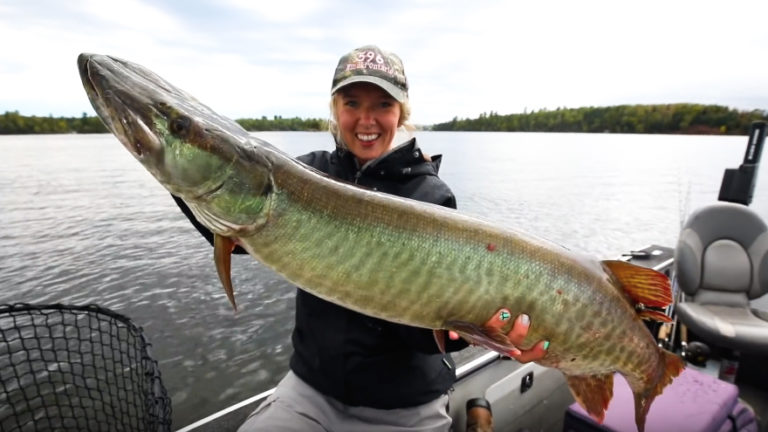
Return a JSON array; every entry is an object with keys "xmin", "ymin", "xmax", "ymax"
[{"xmin": 175, "ymin": 45, "xmax": 548, "ymax": 431}]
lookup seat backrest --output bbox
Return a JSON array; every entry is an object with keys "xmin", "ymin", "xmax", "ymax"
[{"xmin": 675, "ymin": 202, "xmax": 768, "ymax": 306}]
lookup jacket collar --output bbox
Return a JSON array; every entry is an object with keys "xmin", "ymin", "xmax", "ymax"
[{"xmin": 339, "ymin": 138, "xmax": 443, "ymax": 179}]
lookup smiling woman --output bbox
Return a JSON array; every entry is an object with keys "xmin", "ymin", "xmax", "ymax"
[{"xmin": 185, "ymin": 44, "xmax": 476, "ymax": 432}]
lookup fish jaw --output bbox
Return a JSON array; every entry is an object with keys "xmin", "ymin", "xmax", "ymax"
[
  {"xmin": 78, "ymin": 54, "xmax": 231, "ymax": 198},
  {"xmin": 78, "ymin": 53, "xmax": 163, "ymax": 161},
  {"xmin": 77, "ymin": 53, "xmax": 271, "ymax": 235}
]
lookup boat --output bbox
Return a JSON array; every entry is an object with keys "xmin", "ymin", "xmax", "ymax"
[{"xmin": 2, "ymin": 124, "xmax": 766, "ymax": 432}]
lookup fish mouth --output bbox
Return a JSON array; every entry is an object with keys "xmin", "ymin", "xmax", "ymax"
[{"xmin": 77, "ymin": 53, "xmax": 160, "ymax": 158}]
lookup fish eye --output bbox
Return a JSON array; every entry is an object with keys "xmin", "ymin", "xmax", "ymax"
[{"xmin": 170, "ymin": 116, "xmax": 190, "ymax": 135}]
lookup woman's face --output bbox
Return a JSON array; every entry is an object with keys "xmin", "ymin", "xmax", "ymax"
[{"xmin": 335, "ymin": 83, "xmax": 401, "ymax": 164}]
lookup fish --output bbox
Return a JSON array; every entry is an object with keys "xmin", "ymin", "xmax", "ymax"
[{"xmin": 77, "ymin": 53, "xmax": 684, "ymax": 432}]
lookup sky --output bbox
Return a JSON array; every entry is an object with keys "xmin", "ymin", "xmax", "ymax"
[{"xmin": 2, "ymin": 0, "xmax": 767, "ymax": 126}]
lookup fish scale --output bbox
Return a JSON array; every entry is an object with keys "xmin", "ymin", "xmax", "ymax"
[{"xmin": 77, "ymin": 52, "xmax": 684, "ymax": 432}]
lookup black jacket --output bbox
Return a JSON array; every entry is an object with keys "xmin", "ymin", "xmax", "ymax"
[{"xmin": 172, "ymin": 138, "xmax": 468, "ymax": 409}]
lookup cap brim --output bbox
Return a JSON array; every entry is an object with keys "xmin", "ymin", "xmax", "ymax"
[{"xmin": 331, "ymin": 76, "xmax": 407, "ymax": 103}]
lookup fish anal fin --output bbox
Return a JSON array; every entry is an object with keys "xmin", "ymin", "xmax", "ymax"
[
  {"xmin": 565, "ymin": 373, "xmax": 614, "ymax": 425},
  {"xmin": 444, "ymin": 320, "xmax": 515, "ymax": 354},
  {"xmin": 602, "ymin": 260, "xmax": 672, "ymax": 308},
  {"xmin": 214, "ymin": 234, "xmax": 238, "ymax": 311}
]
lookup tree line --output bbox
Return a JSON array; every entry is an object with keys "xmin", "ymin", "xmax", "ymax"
[
  {"xmin": 432, "ymin": 104, "xmax": 768, "ymax": 135},
  {"xmin": 2, "ymin": 104, "xmax": 767, "ymax": 135},
  {"xmin": 0, "ymin": 112, "xmax": 109, "ymax": 134},
  {"xmin": 0, "ymin": 111, "xmax": 328, "ymax": 135},
  {"xmin": 236, "ymin": 115, "xmax": 328, "ymax": 131}
]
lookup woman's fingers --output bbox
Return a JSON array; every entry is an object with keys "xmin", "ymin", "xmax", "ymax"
[
  {"xmin": 506, "ymin": 313, "xmax": 531, "ymax": 347},
  {"xmin": 509, "ymin": 340, "xmax": 550, "ymax": 363},
  {"xmin": 483, "ymin": 308, "xmax": 549, "ymax": 361}
]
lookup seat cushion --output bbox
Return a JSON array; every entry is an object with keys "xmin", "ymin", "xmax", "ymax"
[
  {"xmin": 702, "ymin": 239, "xmax": 751, "ymax": 292},
  {"xmin": 677, "ymin": 303, "xmax": 768, "ymax": 355}
]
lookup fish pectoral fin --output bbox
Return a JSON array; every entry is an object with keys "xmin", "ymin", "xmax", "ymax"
[
  {"xmin": 433, "ymin": 330, "xmax": 447, "ymax": 354},
  {"xmin": 602, "ymin": 260, "xmax": 672, "ymax": 308},
  {"xmin": 214, "ymin": 234, "xmax": 238, "ymax": 311},
  {"xmin": 444, "ymin": 320, "xmax": 515, "ymax": 354},
  {"xmin": 565, "ymin": 373, "xmax": 614, "ymax": 425}
]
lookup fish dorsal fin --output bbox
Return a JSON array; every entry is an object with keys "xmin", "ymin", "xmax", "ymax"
[
  {"xmin": 566, "ymin": 373, "xmax": 614, "ymax": 424},
  {"xmin": 602, "ymin": 260, "xmax": 672, "ymax": 308},
  {"xmin": 214, "ymin": 234, "xmax": 238, "ymax": 311}
]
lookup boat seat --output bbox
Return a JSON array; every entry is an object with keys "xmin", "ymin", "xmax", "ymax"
[{"xmin": 675, "ymin": 201, "xmax": 768, "ymax": 355}]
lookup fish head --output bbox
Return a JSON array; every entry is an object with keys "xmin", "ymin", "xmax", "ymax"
[{"xmin": 77, "ymin": 53, "xmax": 274, "ymax": 235}]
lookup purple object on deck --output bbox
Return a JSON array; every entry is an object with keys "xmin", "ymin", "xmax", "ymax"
[{"xmin": 563, "ymin": 367, "xmax": 757, "ymax": 432}]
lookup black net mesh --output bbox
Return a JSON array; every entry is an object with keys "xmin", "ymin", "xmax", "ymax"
[{"xmin": 0, "ymin": 303, "xmax": 172, "ymax": 431}]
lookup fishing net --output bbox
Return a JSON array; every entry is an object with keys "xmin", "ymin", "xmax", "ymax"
[{"xmin": 0, "ymin": 303, "xmax": 172, "ymax": 431}]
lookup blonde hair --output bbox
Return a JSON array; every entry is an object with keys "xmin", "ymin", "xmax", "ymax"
[{"xmin": 328, "ymin": 91, "xmax": 412, "ymax": 149}]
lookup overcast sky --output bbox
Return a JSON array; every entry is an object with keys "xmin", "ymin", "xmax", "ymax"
[{"xmin": 2, "ymin": 0, "xmax": 767, "ymax": 125}]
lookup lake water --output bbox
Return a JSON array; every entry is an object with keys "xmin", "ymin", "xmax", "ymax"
[{"xmin": 1, "ymin": 131, "xmax": 766, "ymax": 428}]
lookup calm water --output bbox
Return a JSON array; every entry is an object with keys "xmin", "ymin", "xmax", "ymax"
[{"xmin": 1, "ymin": 131, "xmax": 766, "ymax": 427}]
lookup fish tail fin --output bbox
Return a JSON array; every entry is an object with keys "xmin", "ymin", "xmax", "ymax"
[{"xmin": 632, "ymin": 348, "xmax": 685, "ymax": 432}]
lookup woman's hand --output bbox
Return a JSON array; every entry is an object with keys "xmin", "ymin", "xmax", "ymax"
[{"xmin": 449, "ymin": 308, "xmax": 549, "ymax": 363}]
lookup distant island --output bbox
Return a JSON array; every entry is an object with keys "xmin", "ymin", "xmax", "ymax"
[
  {"xmin": 431, "ymin": 104, "xmax": 768, "ymax": 135},
  {"xmin": 2, "ymin": 104, "xmax": 767, "ymax": 135}
]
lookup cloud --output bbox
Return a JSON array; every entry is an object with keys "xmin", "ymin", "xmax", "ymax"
[{"xmin": 222, "ymin": 0, "xmax": 325, "ymax": 23}]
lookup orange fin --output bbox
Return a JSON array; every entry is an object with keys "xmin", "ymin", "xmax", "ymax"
[
  {"xmin": 565, "ymin": 373, "xmax": 614, "ymax": 425},
  {"xmin": 444, "ymin": 320, "xmax": 515, "ymax": 354},
  {"xmin": 632, "ymin": 349, "xmax": 685, "ymax": 432},
  {"xmin": 214, "ymin": 234, "xmax": 238, "ymax": 311},
  {"xmin": 602, "ymin": 260, "xmax": 672, "ymax": 308},
  {"xmin": 638, "ymin": 308, "xmax": 673, "ymax": 323}
]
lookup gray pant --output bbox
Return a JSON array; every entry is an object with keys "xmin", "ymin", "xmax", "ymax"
[{"xmin": 238, "ymin": 371, "xmax": 453, "ymax": 432}]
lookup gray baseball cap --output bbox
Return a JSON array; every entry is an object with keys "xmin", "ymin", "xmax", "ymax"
[{"xmin": 331, "ymin": 45, "xmax": 408, "ymax": 102}]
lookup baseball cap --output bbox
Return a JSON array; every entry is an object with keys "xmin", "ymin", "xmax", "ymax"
[{"xmin": 331, "ymin": 45, "xmax": 408, "ymax": 103}]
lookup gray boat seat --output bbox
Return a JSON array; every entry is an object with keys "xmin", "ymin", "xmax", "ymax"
[{"xmin": 675, "ymin": 201, "xmax": 768, "ymax": 355}]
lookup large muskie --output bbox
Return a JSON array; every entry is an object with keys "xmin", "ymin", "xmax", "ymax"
[{"xmin": 78, "ymin": 53, "xmax": 683, "ymax": 431}]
